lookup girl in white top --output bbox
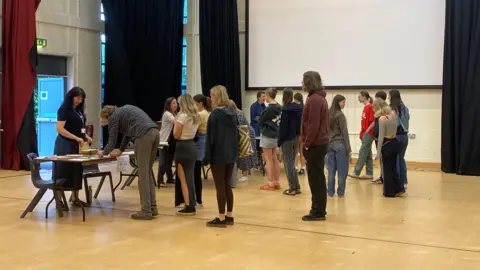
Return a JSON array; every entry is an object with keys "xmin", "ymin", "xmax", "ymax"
[
  {"xmin": 173, "ymin": 94, "xmax": 200, "ymax": 215},
  {"xmin": 157, "ymin": 97, "xmax": 177, "ymax": 186}
]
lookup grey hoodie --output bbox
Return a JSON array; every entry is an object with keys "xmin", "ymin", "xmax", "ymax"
[{"xmin": 329, "ymin": 111, "xmax": 351, "ymax": 153}]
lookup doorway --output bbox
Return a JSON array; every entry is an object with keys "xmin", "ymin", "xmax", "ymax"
[{"xmin": 35, "ymin": 77, "xmax": 66, "ymax": 157}]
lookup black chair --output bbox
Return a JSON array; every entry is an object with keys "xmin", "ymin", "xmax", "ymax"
[
  {"xmin": 21, "ymin": 153, "xmax": 73, "ymax": 220},
  {"xmin": 83, "ymin": 165, "xmax": 115, "ymax": 204}
]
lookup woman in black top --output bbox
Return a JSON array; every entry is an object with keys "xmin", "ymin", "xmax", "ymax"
[
  {"xmin": 204, "ymin": 85, "xmax": 238, "ymax": 228},
  {"xmin": 53, "ymin": 87, "xmax": 92, "ymax": 207}
]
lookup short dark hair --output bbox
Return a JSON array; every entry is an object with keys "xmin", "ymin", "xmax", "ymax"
[
  {"xmin": 375, "ymin": 91, "xmax": 387, "ymax": 101},
  {"xmin": 257, "ymin": 91, "xmax": 265, "ymax": 99}
]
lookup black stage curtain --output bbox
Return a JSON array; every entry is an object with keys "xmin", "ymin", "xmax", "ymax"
[
  {"xmin": 441, "ymin": 0, "xmax": 480, "ymax": 175},
  {"xmin": 1, "ymin": 0, "xmax": 40, "ymax": 170},
  {"xmin": 101, "ymin": 0, "xmax": 184, "ymax": 145},
  {"xmin": 200, "ymin": 0, "xmax": 242, "ymax": 108}
]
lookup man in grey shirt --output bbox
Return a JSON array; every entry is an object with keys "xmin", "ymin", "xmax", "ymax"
[{"xmin": 99, "ymin": 105, "xmax": 160, "ymax": 220}]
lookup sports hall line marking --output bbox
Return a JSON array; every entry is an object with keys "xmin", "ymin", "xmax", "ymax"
[{"xmin": 2, "ymin": 194, "xmax": 479, "ymax": 255}]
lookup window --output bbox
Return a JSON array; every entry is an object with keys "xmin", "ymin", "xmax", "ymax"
[{"xmin": 181, "ymin": 0, "xmax": 188, "ymax": 94}]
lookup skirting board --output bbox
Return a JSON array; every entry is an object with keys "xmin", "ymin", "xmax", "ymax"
[{"xmin": 350, "ymin": 158, "xmax": 441, "ymax": 170}]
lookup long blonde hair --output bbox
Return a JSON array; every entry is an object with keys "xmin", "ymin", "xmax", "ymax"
[
  {"xmin": 178, "ymin": 94, "xmax": 200, "ymax": 124},
  {"xmin": 229, "ymin": 99, "xmax": 241, "ymax": 112},
  {"xmin": 210, "ymin": 85, "xmax": 230, "ymax": 108},
  {"xmin": 373, "ymin": 98, "xmax": 392, "ymax": 117}
]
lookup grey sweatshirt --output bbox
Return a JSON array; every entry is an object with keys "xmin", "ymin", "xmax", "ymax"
[{"xmin": 329, "ymin": 111, "xmax": 351, "ymax": 153}]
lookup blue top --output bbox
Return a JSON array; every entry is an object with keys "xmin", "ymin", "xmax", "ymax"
[
  {"xmin": 277, "ymin": 102, "xmax": 302, "ymax": 147},
  {"xmin": 396, "ymin": 103, "xmax": 410, "ymax": 134},
  {"xmin": 250, "ymin": 101, "xmax": 266, "ymax": 136}
]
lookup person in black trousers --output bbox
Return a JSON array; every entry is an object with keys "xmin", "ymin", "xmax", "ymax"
[
  {"xmin": 204, "ymin": 85, "xmax": 238, "ymax": 228},
  {"xmin": 301, "ymin": 71, "xmax": 330, "ymax": 221}
]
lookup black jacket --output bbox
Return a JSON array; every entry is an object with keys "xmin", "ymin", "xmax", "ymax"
[
  {"xmin": 278, "ymin": 102, "xmax": 302, "ymax": 146},
  {"xmin": 259, "ymin": 103, "xmax": 282, "ymax": 138},
  {"xmin": 203, "ymin": 106, "xmax": 238, "ymax": 165}
]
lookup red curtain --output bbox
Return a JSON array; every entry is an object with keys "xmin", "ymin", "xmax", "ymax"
[{"xmin": 1, "ymin": 0, "xmax": 41, "ymax": 170}]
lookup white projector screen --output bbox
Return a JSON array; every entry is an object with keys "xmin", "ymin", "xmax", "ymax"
[{"xmin": 246, "ymin": 0, "xmax": 445, "ymax": 88}]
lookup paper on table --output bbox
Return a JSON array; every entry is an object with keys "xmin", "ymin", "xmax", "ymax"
[{"xmin": 116, "ymin": 155, "xmax": 131, "ymax": 172}]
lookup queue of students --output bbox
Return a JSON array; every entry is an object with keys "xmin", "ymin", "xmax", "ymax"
[{"xmin": 93, "ymin": 71, "xmax": 408, "ymax": 224}]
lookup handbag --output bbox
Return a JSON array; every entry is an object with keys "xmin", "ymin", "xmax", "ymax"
[{"xmin": 236, "ymin": 115, "xmax": 253, "ymax": 158}]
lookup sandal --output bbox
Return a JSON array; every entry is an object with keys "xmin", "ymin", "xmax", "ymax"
[
  {"xmin": 274, "ymin": 184, "xmax": 281, "ymax": 190},
  {"xmin": 72, "ymin": 200, "xmax": 90, "ymax": 207},
  {"xmin": 283, "ymin": 189, "xmax": 297, "ymax": 196},
  {"xmin": 260, "ymin": 184, "xmax": 276, "ymax": 191},
  {"xmin": 58, "ymin": 201, "xmax": 69, "ymax": 211}
]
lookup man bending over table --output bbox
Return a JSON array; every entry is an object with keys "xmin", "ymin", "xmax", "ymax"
[{"xmin": 99, "ymin": 105, "xmax": 160, "ymax": 220}]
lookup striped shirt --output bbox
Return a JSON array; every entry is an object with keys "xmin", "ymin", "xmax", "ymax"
[{"xmin": 103, "ymin": 105, "xmax": 157, "ymax": 155}]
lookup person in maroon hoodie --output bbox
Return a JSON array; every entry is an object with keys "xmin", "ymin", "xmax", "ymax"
[{"xmin": 301, "ymin": 71, "xmax": 329, "ymax": 221}]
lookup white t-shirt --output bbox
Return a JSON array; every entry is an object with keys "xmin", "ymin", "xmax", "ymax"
[{"xmin": 176, "ymin": 113, "xmax": 199, "ymax": 140}]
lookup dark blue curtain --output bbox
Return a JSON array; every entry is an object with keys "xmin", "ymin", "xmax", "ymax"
[
  {"xmin": 199, "ymin": 0, "xmax": 242, "ymax": 108},
  {"xmin": 102, "ymin": 0, "xmax": 184, "ymax": 119},
  {"xmin": 441, "ymin": 0, "xmax": 480, "ymax": 175},
  {"xmin": 101, "ymin": 0, "xmax": 184, "ymax": 145}
]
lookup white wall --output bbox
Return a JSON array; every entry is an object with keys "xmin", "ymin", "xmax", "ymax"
[
  {"xmin": 35, "ymin": 0, "xmax": 104, "ymax": 147},
  {"xmin": 185, "ymin": 0, "xmax": 442, "ymax": 163}
]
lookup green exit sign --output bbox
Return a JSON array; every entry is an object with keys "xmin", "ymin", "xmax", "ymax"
[{"xmin": 36, "ymin": 38, "xmax": 47, "ymax": 48}]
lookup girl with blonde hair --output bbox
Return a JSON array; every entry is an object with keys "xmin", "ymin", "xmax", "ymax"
[
  {"xmin": 374, "ymin": 99, "xmax": 404, "ymax": 197},
  {"xmin": 204, "ymin": 85, "xmax": 238, "ymax": 227},
  {"xmin": 173, "ymin": 94, "xmax": 200, "ymax": 215}
]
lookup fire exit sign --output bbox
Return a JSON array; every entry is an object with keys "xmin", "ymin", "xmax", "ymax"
[{"xmin": 36, "ymin": 38, "xmax": 47, "ymax": 48}]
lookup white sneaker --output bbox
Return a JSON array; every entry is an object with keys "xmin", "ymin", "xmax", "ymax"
[{"xmin": 238, "ymin": 176, "xmax": 249, "ymax": 182}]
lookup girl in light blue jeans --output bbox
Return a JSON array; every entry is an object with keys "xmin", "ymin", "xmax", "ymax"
[{"xmin": 326, "ymin": 95, "xmax": 351, "ymax": 197}]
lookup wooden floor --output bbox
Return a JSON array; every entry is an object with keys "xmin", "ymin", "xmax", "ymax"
[{"xmin": 0, "ymin": 163, "xmax": 479, "ymax": 270}]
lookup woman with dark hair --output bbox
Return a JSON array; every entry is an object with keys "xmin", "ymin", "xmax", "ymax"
[
  {"xmin": 349, "ymin": 90, "xmax": 375, "ymax": 179},
  {"xmin": 259, "ymin": 88, "xmax": 282, "ymax": 190},
  {"xmin": 192, "ymin": 94, "xmax": 210, "ymax": 205},
  {"xmin": 389, "ymin": 89, "xmax": 410, "ymax": 188},
  {"xmin": 327, "ymin": 95, "xmax": 351, "ymax": 197},
  {"xmin": 293, "ymin": 93, "xmax": 306, "ymax": 175},
  {"xmin": 278, "ymin": 88, "xmax": 302, "ymax": 195},
  {"xmin": 53, "ymin": 86, "xmax": 91, "ymax": 207},
  {"xmin": 158, "ymin": 97, "xmax": 178, "ymax": 186}
]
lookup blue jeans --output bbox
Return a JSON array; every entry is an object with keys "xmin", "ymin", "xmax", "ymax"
[
  {"xmin": 396, "ymin": 134, "xmax": 408, "ymax": 184},
  {"xmin": 354, "ymin": 134, "xmax": 374, "ymax": 176},
  {"xmin": 327, "ymin": 143, "xmax": 349, "ymax": 196}
]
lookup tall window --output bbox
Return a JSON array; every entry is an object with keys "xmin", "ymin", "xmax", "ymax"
[{"xmin": 181, "ymin": 0, "xmax": 188, "ymax": 94}]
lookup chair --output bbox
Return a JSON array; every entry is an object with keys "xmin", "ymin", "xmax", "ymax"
[
  {"xmin": 83, "ymin": 165, "xmax": 115, "ymax": 204},
  {"xmin": 21, "ymin": 153, "xmax": 85, "ymax": 222}
]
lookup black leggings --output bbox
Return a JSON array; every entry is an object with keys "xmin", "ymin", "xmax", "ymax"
[{"xmin": 211, "ymin": 163, "xmax": 235, "ymax": 214}]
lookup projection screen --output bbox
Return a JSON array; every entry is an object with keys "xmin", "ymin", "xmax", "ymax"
[{"xmin": 246, "ymin": 0, "xmax": 446, "ymax": 89}]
